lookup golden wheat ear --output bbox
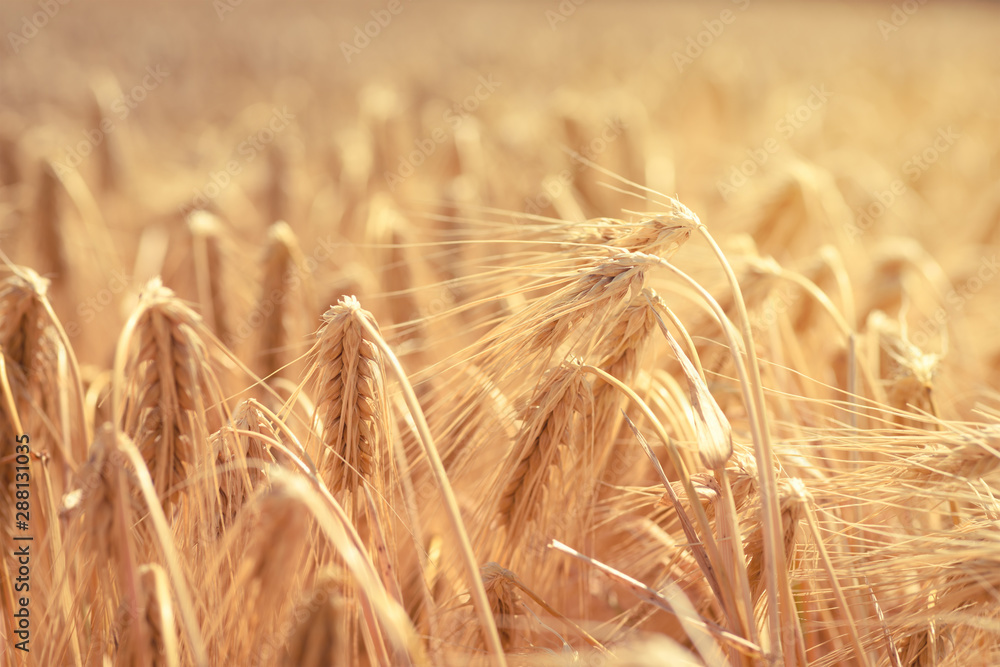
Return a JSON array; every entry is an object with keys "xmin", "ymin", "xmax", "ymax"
[
  {"xmin": 211, "ymin": 399, "xmax": 278, "ymax": 535},
  {"xmin": 87, "ymin": 75, "xmax": 125, "ymax": 193},
  {"xmin": 31, "ymin": 161, "xmax": 70, "ymax": 287},
  {"xmin": 280, "ymin": 574, "xmax": 351, "ymax": 667},
  {"xmin": 256, "ymin": 220, "xmax": 313, "ymax": 380},
  {"xmin": 0, "ymin": 269, "xmax": 64, "ymax": 477},
  {"xmin": 187, "ymin": 210, "xmax": 233, "ymax": 347},
  {"xmin": 113, "ymin": 277, "xmax": 230, "ymax": 512},
  {"xmin": 493, "ymin": 362, "xmax": 590, "ymax": 549},
  {"xmin": 116, "ymin": 563, "xmax": 181, "ymax": 667},
  {"xmin": 585, "ymin": 289, "xmax": 659, "ymax": 488},
  {"xmin": 0, "ymin": 265, "xmax": 87, "ymax": 603},
  {"xmin": 60, "ymin": 424, "xmax": 142, "ymax": 665},
  {"xmin": 304, "ymin": 295, "xmax": 390, "ymax": 499}
]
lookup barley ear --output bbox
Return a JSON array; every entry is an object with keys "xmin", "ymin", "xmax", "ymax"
[{"xmin": 306, "ymin": 296, "xmax": 390, "ymax": 497}]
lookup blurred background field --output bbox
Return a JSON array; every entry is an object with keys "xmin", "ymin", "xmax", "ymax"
[{"xmin": 3, "ymin": 1, "xmax": 999, "ymax": 379}]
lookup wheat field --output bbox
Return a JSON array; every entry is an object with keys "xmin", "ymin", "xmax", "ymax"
[{"xmin": 2, "ymin": 1, "xmax": 1000, "ymax": 666}]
